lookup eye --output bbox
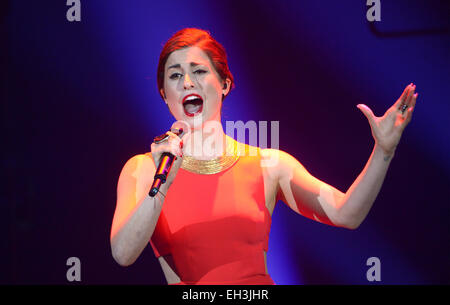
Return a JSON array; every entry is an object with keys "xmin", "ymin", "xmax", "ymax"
[
  {"xmin": 169, "ymin": 73, "xmax": 182, "ymax": 80},
  {"xmin": 194, "ymin": 69, "xmax": 207, "ymax": 74}
]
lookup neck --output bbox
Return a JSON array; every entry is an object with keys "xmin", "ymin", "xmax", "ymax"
[{"xmin": 183, "ymin": 118, "xmax": 233, "ymax": 160}]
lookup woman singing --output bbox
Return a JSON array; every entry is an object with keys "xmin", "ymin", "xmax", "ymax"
[{"xmin": 110, "ymin": 28, "xmax": 418, "ymax": 285}]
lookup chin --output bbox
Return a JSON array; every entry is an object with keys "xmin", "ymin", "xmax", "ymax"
[{"xmin": 175, "ymin": 113, "xmax": 208, "ymax": 130}]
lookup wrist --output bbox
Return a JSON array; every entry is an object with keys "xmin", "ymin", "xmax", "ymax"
[
  {"xmin": 147, "ymin": 180, "xmax": 170, "ymax": 200},
  {"xmin": 374, "ymin": 143, "xmax": 395, "ymax": 161},
  {"xmin": 160, "ymin": 180, "xmax": 171, "ymax": 193}
]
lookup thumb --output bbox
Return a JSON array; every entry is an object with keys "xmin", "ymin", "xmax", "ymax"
[{"xmin": 356, "ymin": 104, "xmax": 376, "ymax": 126}]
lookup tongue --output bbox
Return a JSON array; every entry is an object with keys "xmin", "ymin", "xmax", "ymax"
[{"xmin": 184, "ymin": 102, "xmax": 202, "ymax": 113}]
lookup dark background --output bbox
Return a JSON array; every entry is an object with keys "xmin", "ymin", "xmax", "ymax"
[{"xmin": 1, "ymin": 0, "xmax": 449, "ymax": 284}]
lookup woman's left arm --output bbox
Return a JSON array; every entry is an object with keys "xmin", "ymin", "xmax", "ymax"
[
  {"xmin": 271, "ymin": 83, "xmax": 418, "ymax": 229},
  {"xmin": 342, "ymin": 83, "xmax": 418, "ymax": 228}
]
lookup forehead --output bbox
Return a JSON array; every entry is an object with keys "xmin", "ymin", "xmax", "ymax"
[{"xmin": 165, "ymin": 46, "xmax": 212, "ymax": 68}]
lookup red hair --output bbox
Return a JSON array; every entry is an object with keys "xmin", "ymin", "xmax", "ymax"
[{"xmin": 157, "ymin": 28, "xmax": 235, "ymax": 101}]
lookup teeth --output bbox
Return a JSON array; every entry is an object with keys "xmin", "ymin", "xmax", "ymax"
[{"xmin": 185, "ymin": 95, "xmax": 201, "ymax": 102}]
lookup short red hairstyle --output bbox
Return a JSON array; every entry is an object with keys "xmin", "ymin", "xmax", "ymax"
[{"xmin": 157, "ymin": 28, "xmax": 235, "ymax": 101}]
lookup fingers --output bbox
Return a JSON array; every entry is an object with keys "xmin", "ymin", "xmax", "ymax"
[
  {"xmin": 171, "ymin": 120, "xmax": 191, "ymax": 137},
  {"xmin": 168, "ymin": 131, "xmax": 185, "ymax": 155},
  {"xmin": 357, "ymin": 104, "xmax": 376, "ymax": 126},
  {"xmin": 166, "ymin": 131, "xmax": 182, "ymax": 140},
  {"xmin": 395, "ymin": 83, "xmax": 413, "ymax": 109},
  {"xmin": 151, "ymin": 131, "xmax": 183, "ymax": 159},
  {"xmin": 398, "ymin": 85, "xmax": 414, "ymax": 118},
  {"xmin": 179, "ymin": 131, "xmax": 191, "ymax": 145},
  {"xmin": 405, "ymin": 84, "xmax": 416, "ymax": 107},
  {"xmin": 400, "ymin": 84, "xmax": 411, "ymax": 101},
  {"xmin": 400, "ymin": 85, "xmax": 417, "ymax": 123},
  {"xmin": 166, "ymin": 132, "xmax": 184, "ymax": 157},
  {"xmin": 403, "ymin": 92, "xmax": 418, "ymax": 126},
  {"xmin": 411, "ymin": 92, "xmax": 418, "ymax": 109}
]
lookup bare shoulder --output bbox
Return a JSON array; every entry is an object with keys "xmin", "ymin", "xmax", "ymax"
[
  {"xmin": 119, "ymin": 152, "xmax": 156, "ymax": 182},
  {"xmin": 260, "ymin": 148, "xmax": 299, "ymax": 180}
]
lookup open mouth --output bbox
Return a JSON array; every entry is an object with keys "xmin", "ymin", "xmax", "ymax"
[{"xmin": 182, "ymin": 94, "xmax": 204, "ymax": 117}]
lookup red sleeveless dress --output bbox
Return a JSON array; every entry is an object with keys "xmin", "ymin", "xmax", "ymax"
[{"xmin": 149, "ymin": 144, "xmax": 275, "ymax": 285}]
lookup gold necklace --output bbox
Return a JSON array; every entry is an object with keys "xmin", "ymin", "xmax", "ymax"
[{"xmin": 181, "ymin": 138, "xmax": 240, "ymax": 174}]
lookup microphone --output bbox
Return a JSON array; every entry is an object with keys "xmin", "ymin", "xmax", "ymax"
[{"xmin": 149, "ymin": 125, "xmax": 185, "ymax": 197}]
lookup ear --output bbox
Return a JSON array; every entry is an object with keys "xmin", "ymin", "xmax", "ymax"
[
  {"xmin": 222, "ymin": 78, "xmax": 232, "ymax": 97},
  {"xmin": 160, "ymin": 88, "xmax": 168, "ymax": 104}
]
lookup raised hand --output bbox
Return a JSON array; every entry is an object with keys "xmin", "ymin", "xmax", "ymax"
[{"xmin": 356, "ymin": 83, "xmax": 418, "ymax": 155}]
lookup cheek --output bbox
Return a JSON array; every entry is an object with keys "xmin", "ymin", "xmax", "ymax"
[
  {"xmin": 164, "ymin": 81, "xmax": 177, "ymax": 98},
  {"xmin": 164, "ymin": 83, "xmax": 179, "ymax": 104},
  {"xmin": 203, "ymin": 78, "xmax": 222, "ymax": 100}
]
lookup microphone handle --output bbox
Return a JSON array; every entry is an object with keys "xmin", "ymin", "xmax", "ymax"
[{"xmin": 149, "ymin": 152, "xmax": 176, "ymax": 197}]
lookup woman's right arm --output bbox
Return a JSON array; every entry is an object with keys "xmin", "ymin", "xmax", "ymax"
[
  {"xmin": 110, "ymin": 132, "xmax": 184, "ymax": 266},
  {"xmin": 110, "ymin": 154, "xmax": 167, "ymax": 266}
]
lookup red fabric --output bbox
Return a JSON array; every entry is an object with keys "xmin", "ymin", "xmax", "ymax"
[{"xmin": 150, "ymin": 145, "xmax": 274, "ymax": 285}]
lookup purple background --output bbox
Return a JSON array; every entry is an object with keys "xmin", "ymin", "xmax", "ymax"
[{"xmin": 2, "ymin": 0, "xmax": 449, "ymax": 284}]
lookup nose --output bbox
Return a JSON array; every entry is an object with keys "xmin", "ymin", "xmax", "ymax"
[{"xmin": 183, "ymin": 73, "xmax": 195, "ymax": 89}]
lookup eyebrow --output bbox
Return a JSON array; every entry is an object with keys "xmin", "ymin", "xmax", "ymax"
[{"xmin": 167, "ymin": 62, "xmax": 205, "ymax": 71}]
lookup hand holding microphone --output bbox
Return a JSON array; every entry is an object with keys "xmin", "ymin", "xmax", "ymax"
[{"xmin": 149, "ymin": 122, "xmax": 188, "ymax": 197}]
